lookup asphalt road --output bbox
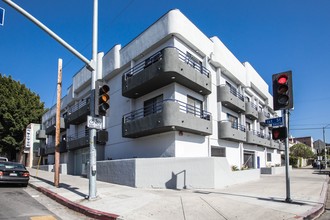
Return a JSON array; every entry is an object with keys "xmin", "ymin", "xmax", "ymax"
[{"xmin": 0, "ymin": 184, "xmax": 90, "ymax": 220}]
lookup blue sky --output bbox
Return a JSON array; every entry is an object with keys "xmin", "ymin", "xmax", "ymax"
[{"xmin": 1, "ymin": 0, "xmax": 329, "ymax": 142}]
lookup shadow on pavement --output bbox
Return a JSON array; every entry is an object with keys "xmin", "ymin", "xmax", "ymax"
[
  {"xmin": 30, "ymin": 175, "xmax": 88, "ymax": 198},
  {"xmin": 193, "ymin": 190, "xmax": 319, "ymax": 206}
]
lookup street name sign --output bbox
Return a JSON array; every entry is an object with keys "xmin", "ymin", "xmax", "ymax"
[
  {"xmin": 87, "ymin": 115, "xmax": 103, "ymax": 130},
  {"xmin": 0, "ymin": 7, "xmax": 4, "ymax": 26},
  {"xmin": 265, "ymin": 117, "xmax": 283, "ymax": 126}
]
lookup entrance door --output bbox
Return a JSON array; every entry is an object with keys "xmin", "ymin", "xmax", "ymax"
[
  {"xmin": 257, "ymin": 156, "xmax": 260, "ymax": 168},
  {"xmin": 74, "ymin": 148, "xmax": 89, "ymax": 176}
]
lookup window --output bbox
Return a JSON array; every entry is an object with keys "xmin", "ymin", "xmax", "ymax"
[
  {"xmin": 246, "ymin": 122, "xmax": 251, "ymax": 131},
  {"xmin": 144, "ymin": 95, "xmax": 163, "ymax": 117},
  {"xmin": 227, "ymin": 113, "xmax": 238, "ymax": 129},
  {"xmin": 260, "ymin": 127, "xmax": 265, "ymax": 138},
  {"xmin": 243, "ymin": 150, "xmax": 255, "ymax": 169},
  {"xmin": 226, "ymin": 81, "xmax": 237, "ymax": 94},
  {"xmin": 267, "ymin": 153, "xmax": 272, "ymax": 162},
  {"xmin": 187, "ymin": 96, "xmax": 202, "ymax": 116},
  {"xmin": 211, "ymin": 146, "xmax": 226, "ymax": 157}
]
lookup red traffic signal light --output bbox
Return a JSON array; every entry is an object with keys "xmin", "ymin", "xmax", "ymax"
[
  {"xmin": 272, "ymin": 71, "xmax": 293, "ymax": 111},
  {"xmin": 95, "ymin": 81, "xmax": 110, "ymax": 116},
  {"xmin": 272, "ymin": 126, "xmax": 287, "ymax": 140}
]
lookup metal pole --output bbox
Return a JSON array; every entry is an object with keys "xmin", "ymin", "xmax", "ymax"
[
  {"xmin": 54, "ymin": 58, "xmax": 62, "ymax": 187},
  {"xmin": 323, "ymin": 125, "xmax": 329, "ymax": 169},
  {"xmin": 88, "ymin": 0, "xmax": 98, "ymax": 200},
  {"xmin": 2, "ymin": 0, "xmax": 94, "ymax": 70},
  {"xmin": 283, "ymin": 109, "xmax": 292, "ymax": 203}
]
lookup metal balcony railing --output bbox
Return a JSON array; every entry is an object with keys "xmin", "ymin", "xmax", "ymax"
[
  {"xmin": 228, "ymin": 86, "xmax": 244, "ymax": 101},
  {"xmin": 249, "ymin": 102, "xmax": 258, "ymax": 110},
  {"xmin": 230, "ymin": 121, "xmax": 246, "ymax": 132},
  {"xmin": 68, "ymin": 98, "xmax": 90, "ymax": 114},
  {"xmin": 251, "ymin": 130, "xmax": 270, "ymax": 140},
  {"xmin": 263, "ymin": 111, "xmax": 270, "ymax": 118},
  {"xmin": 123, "ymin": 99, "xmax": 211, "ymax": 123},
  {"xmin": 67, "ymin": 130, "xmax": 89, "ymax": 141},
  {"xmin": 123, "ymin": 47, "xmax": 210, "ymax": 80}
]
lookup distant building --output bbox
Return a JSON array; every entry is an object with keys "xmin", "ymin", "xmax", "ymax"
[
  {"xmin": 24, "ymin": 123, "xmax": 41, "ymax": 167},
  {"xmin": 35, "ymin": 9, "xmax": 284, "ymax": 189},
  {"xmin": 289, "ymin": 136, "xmax": 316, "ymax": 154},
  {"xmin": 313, "ymin": 139, "xmax": 326, "ymax": 154},
  {"xmin": 290, "ymin": 136, "xmax": 314, "ymax": 148}
]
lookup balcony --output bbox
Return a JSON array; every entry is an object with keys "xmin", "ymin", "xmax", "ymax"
[
  {"xmin": 67, "ymin": 130, "xmax": 107, "ymax": 150},
  {"xmin": 122, "ymin": 47, "xmax": 211, "ymax": 99},
  {"xmin": 66, "ymin": 98, "xmax": 90, "ymax": 125},
  {"xmin": 245, "ymin": 102, "xmax": 258, "ymax": 120},
  {"xmin": 246, "ymin": 130, "xmax": 271, "ymax": 147},
  {"xmin": 36, "ymin": 129, "xmax": 46, "ymax": 140},
  {"xmin": 218, "ymin": 121, "xmax": 246, "ymax": 142},
  {"xmin": 122, "ymin": 99, "xmax": 212, "ymax": 138},
  {"xmin": 217, "ymin": 85, "xmax": 245, "ymax": 113},
  {"xmin": 258, "ymin": 111, "xmax": 270, "ymax": 125},
  {"xmin": 67, "ymin": 130, "xmax": 89, "ymax": 151},
  {"xmin": 45, "ymin": 117, "xmax": 66, "ymax": 135},
  {"xmin": 45, "ymin": 143, "xmax": 55, "ymax": 155},
  {"xmin": 44, "ymin": 142, "xmax": 67, "ymax": 154},
  {"xmin": 270, "ymin": 139, "xmax": 280, "ymax": 149}
]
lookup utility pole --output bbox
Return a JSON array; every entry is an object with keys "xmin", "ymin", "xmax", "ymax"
[
  {"xmin": 54, "ymin": 58, "xmax": 62, "ymax": 187},
  {"xmin": 323, "ymin": 124, "xmax": 330, "ymax": 169}
]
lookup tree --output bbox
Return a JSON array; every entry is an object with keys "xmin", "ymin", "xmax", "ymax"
[
  {"xmin": 0, "ymin": 74, "xmax": 45, "ymax": 158},
  {"xmin": 290, "ymin": 143, "xmax": 315, "ymax": 159}
]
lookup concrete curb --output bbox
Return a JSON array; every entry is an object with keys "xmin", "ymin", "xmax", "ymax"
[
  {"xmin": 299, "ymin": 176, "xmax": 329, "ymax": 220},
  {"xmin": 29, "ymin": 182, "xmax": 120, "ymax": 220}
]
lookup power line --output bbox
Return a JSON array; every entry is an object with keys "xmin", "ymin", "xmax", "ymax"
[{"xmin": 290, "ymin": 128, "xmax": 323, "ymax": 131}]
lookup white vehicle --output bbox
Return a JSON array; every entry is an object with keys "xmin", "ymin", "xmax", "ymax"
[{"xmin": 0, "ymin": 157, "xmax": 8, "ymax": 162}]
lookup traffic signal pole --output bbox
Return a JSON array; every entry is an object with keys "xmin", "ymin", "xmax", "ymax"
[
  {"xmin": 3, "ymin": 0, "xmax": 100, "ymax": 199},
  {"xmin": 272, "ymin": 71, "xmax": 293, "ymax": 203},
  {"xmin": 88, "ymin": 0, "xmax": 98, "ymax": 200},
  {"xmin": 283, "ymin": 109, "xmax": 292, "ymax": 203}
]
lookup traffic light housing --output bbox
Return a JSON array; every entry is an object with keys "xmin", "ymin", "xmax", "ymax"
[
  {"xmin": 272, "ymin": 126, "xmax": 287, "ymax": 140},
  {"xmin": 272, "ymin": 71, "xmax": 293, "ymax": 111},
  {"xmin": 95, "ymin": 80, "xmax": 110, "ymax": 116}
]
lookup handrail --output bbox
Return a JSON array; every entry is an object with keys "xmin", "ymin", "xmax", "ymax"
[
  {"xmin": 123, "ymin": 47, "xmax": 210, "ymax": 79},
  {"xmin": 67, "ymin": 129, "xmax": 89, "ymax": 141},
  {"xmin": 250, "ymin": 129, "xmax": 270, "ymax": 139},
  {"xmin": 231, "ymin": 121, "xmax": 246, "ymax": 132},
  {"xmin": 249, "ymin": 102, "xmax": 258, "ymax": 110},
  {"xmin": 123, "ymin": 99, "xmax": 211, "ymax": 123},
  {"xmin": 68, "ymin": 98, "xmax": 90, "ymax": 114},
  {"xmin": 224, "ymin": 85, "xmax": 244, "ymax": 101}
]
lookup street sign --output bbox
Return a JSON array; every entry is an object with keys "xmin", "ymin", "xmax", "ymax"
[
  {"xmin": 0, "ymin": 7, "xmax": 4, "ymax": 26},
  {"xmin": 265, "ymin": 117, "xmax": 283, "ymax": 126},
  {"xmin": 87, "ymin": 115, "xmax": 103, "ymax": 130}
]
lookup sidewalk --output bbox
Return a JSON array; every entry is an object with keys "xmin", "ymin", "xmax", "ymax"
[{"xmin": 27, "ymin": 167, "xmax": 329, "ymax": 220}]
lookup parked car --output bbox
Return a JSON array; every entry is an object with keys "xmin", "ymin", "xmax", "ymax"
[
  {"xmin": 0, "ymin": 162, "xmax": 29, "ymax": 187},
  {"xmin": 0, "ymin": 157, "xmax": 8, "ymax": 162}
]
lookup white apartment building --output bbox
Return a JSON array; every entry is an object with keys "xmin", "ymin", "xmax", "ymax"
[{"xmin": 36, "ymin": 9, "xmax": 284, "ymax": 189}]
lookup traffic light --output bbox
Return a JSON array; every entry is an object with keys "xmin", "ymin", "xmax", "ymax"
[
  {"xmin": 272, "ymin": 71, "xmax": 293, "ymax": 111},
  {"xmin": 95, "ymin": 80, "xmax": 110, "ymax": 116},
  {"xmin": 272, "ymin": 126, "xmax": 287, "ymax": 140}
]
